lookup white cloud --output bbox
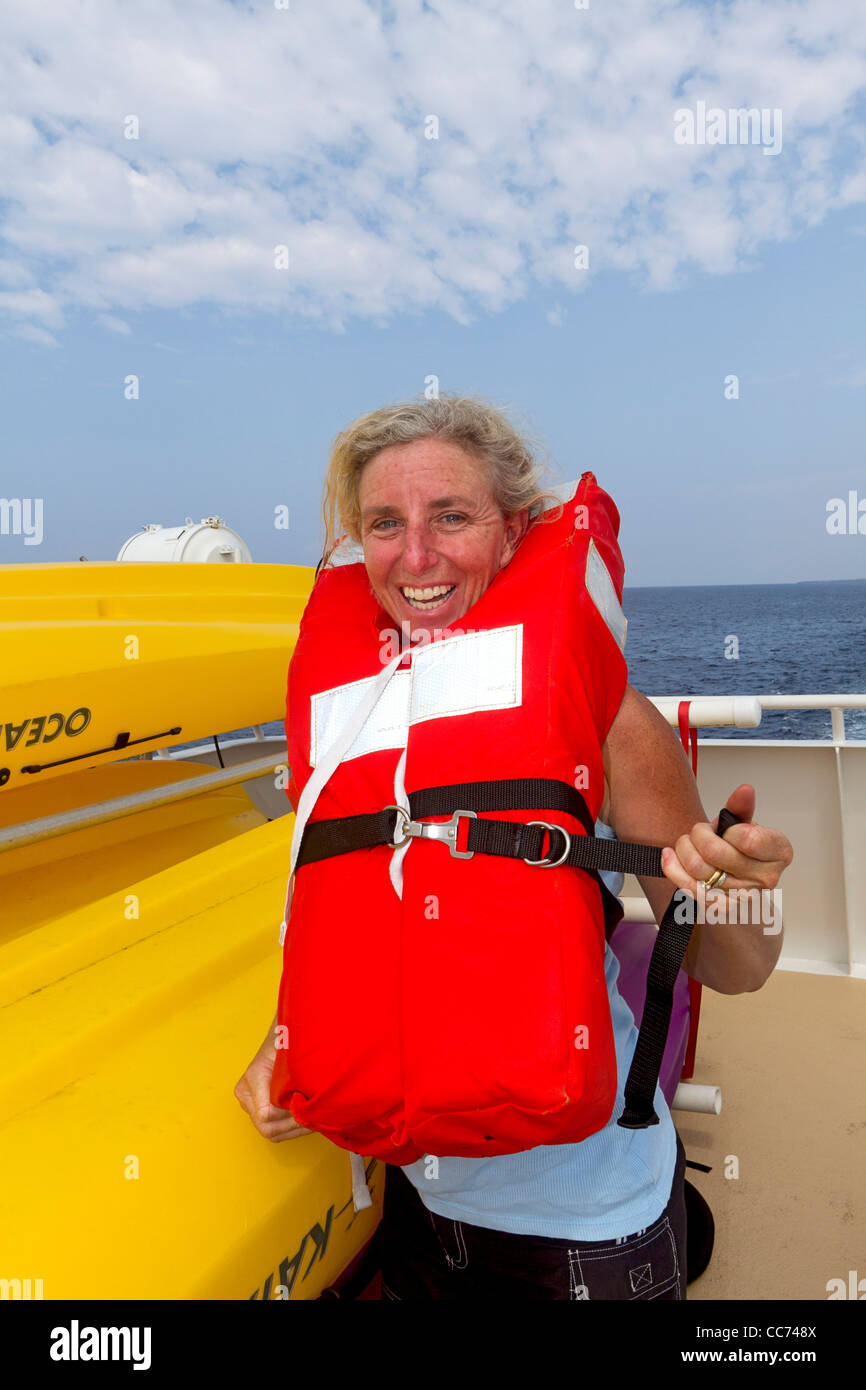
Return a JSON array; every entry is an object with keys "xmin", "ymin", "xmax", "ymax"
[
  {"xmin": 12, "ymin": 322, "xmax": 60, "ymax": 348},
  {"xmin": 97, "ymin": 313, "xmax": 132, "ymax": 334},
  {"xmin": 0, "ymin": 0, "xmax": 864, "ymax": 339},
  {"xmin": 0, "ymin": 287, "xmax": 63, "ymax": 327}
]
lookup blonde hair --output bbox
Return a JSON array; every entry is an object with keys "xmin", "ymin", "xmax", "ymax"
[{"xmin": 320, "ymin": 393, "xmax": 562, "ymax": 560}]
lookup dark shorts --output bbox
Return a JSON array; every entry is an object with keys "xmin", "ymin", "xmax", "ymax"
[{"xmin": 381, "ymin": 1131, "xmax": 687, "ymax": 1301}]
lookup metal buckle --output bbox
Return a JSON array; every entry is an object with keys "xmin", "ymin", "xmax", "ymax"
[
  {"xmin": 384, "ymin": 806, "xmax": 476, "ymax": 859},
  {"xmin": 524, "ymin": 820, "xmax": 571, "ymax": 868},
  {"xmin": 386, "ymin": 805, "xmax": 412, "ymax": 848}
]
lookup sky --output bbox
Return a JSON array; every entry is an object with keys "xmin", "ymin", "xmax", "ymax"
[{"xmin": 1, "ymin": 0, "xmax": 865, "ymax": 584}]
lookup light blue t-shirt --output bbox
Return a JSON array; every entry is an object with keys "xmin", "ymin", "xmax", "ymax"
[{"xmin": 400, "ymin": 822, "xmax": 678, "ymax": 1241}]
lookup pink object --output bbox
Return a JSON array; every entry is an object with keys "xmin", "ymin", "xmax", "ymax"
[{"xmin": 610, "ymin": 919, "xmax": 691, "ymax": 1108}]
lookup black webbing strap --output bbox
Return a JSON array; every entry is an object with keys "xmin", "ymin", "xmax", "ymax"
[
  {"xmin": 618, "ymin": 805, "xmax": 740, "ymax": 1128},
  {"xmin": 295, "ymin": 778, "xmax": 597, "ymax": 868},
  {"xmin": 294, "ymin": 780, "xmax": 741, "ymax": 1132},
  {"xmin": 462, "ymin": 816, "xmax": 664, "ymax": 878},
  {"xmin": 409, "ymin": 779, "xmax": 597, "ymax": 837},
  {"xmin": 296, "ymin": 807, "xmax": 399, "ymax": 863}
]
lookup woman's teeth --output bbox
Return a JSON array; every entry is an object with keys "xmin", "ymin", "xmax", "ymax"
[{"xmin": 400, "ymin": 584, "xmax": 456, "ymax": 611}]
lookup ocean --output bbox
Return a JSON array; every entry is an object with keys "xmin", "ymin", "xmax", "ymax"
[{"xmin": 620, "ymin": 579, "xmax": 866, "ymax": 742}]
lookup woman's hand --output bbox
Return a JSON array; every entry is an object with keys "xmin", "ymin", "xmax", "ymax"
[
  {"xmin": 234, "ymin": 1015, "xmax": 315, "ymax": 1142},
  {"xmin": 660, "ymin": 783, "xmax": 793, "ymax": 898},
  {"xmin": 604, "ymin": 688, "xmax": 792, "ymax": 990}
]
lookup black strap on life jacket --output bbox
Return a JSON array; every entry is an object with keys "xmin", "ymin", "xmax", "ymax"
[{"xmin": 292, "ymin": 778, "xmax": 740, "ymax": 1131}]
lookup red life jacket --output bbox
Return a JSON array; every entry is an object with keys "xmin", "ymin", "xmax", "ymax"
[{"xmin": 270, "ymin": 473, "xmax": 628, "ymax": 1166}]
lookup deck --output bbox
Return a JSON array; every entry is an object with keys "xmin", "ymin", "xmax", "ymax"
[{"xmin": 678, "ymin": 965, "xmax": 864, "ymax": 1301}]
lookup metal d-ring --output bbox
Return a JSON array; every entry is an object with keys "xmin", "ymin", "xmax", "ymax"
[
  {"xmin": 524, "ymin": 820, "xmax": 572, "ymax": 868},
  {"xmin": 385, "ymin": 804, "xmax": 412, "ymax": 848}
]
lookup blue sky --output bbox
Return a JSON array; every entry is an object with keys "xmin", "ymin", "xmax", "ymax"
[{"xmin": 1, "ymin": 0, "xmax": 865, "ymax": 584}]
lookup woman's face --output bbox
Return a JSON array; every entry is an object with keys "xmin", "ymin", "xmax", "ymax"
[{"xmin": 358, "ymin": 437, "xmax": 528, "ymax": 641}]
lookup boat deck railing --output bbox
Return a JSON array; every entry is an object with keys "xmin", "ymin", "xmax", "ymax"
[
  {"xmin": 644, "ymin": 694, "xmax": 866, "ymax": 978},
  {"xmin": 649, "ymin": 692, "xmax": 866, "ymax": 744}
]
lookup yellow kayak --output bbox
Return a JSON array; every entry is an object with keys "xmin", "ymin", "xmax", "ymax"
[
  {"xmin": 0, "ymin": 807, "xmax": 382, "ymax": 1299},
  {"xmin": 0, "ymin": 560, "xmax": 314, "ymax": 794}
]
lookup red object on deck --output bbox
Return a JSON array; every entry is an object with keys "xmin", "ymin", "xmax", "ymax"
[{"xmin": 677, "ymin": 699, "xmax": 702, "ymax": 1080}]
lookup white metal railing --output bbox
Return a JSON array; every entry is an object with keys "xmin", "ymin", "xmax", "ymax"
[
  {"xmin": 646, "ymin": 692, "xmax": 865, "ymax": 976},
  {"xmin": 649, "ymin": 693, "xmax": 866, "ymax": 744},
  {"xmin": 0, "ymin": 755, "xmax": 288, "ymax": 854}
]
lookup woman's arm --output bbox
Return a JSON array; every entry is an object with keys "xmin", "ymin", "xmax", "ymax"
[{"xmin": 601, "ymin": 684, "xmax": 792, "ymax": 994}]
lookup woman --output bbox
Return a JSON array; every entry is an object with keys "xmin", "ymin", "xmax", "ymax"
[{"xmin": 235, "ymin": 395, "xmax": 793, "ymax": 1301}]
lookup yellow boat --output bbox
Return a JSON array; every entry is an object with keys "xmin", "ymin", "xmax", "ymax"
[
  {"xmin": 0, "ymin": 560, "xmax": 314, "ymax": 793},
  {"xmin": 0, "ymin": 561, "xmax": 383, "ymax": 1301}
]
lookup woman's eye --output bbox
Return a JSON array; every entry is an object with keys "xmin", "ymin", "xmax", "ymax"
[
  {"xmin": 440, "ymin": 513, "xmax": 465, "ymax": 525},
  {"xmin": 371, "ymin": 518, "xmax": 400, "ymax": 532}
]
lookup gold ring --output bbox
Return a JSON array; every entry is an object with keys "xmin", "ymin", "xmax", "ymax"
[{"xmin": 703, "ymin": 869, "xmax": 727, "ymax": 890}]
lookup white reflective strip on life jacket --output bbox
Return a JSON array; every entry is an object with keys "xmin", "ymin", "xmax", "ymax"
[
  {"xmin": 278, "ymin": 876, "xmax": 292, "ymax": 948},
  {"xmin": 323, "ymin": 537, "xmax": 364, "ymax": 568},
  {"xmin": 309, "ymin": 625, "xmax": 524, "ymax": 771},
  {"xmin": 536, "ymin": 478, "xmax": 578, "ymax": 511},
  {"xmin": 292, "ymin": 646, "xmax": 406, "ymax": 877},
  {"xmin": 408, "ymin": 625, "xmax": 523, "ymax": 724},
  {"xmin": 349, "ymin": 1151, "xmax": 373, "ymax": 1212},
  {"xmin": 311, "ymin": 668, "xmax": 411, "ymax": 766},
  {"xmin": 585, "ymin": 538, "xmax": 627, "ymax": 652},
  {"xmin": 279, "ymin": 648, "xmax": 406, "ymax": 945},
  {"xmin": 388, "ymin": 745, "xmax": 411, "ymax": 900}
]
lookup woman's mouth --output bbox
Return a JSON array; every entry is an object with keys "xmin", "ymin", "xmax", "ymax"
[{"xmin": 398, "ymin": 583, "xmax": 457, "ymax": 613}]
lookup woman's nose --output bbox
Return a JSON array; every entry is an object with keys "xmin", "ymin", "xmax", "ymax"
[{"xmin": 401, "ymin": 523, "xmax": 438, "ymax": 574}]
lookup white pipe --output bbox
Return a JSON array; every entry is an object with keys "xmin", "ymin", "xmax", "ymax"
[
  {"xmin": 649, "ymin": 696, "xmax": 762, "ymax": 729},
  {"xmin": 671, "ymin": 1083, "xmax": 722, "ymax": 1115},
  {"xmin": 756, "ymin": 694, "xmax": 866, "ymax": 710},
  {"xmin": 618, "ymin": 897, "xmax": 656, "ymax": 922},
  {"xmin": 649, "ymin": 693, "xmax": 866, "ymax": 721}
]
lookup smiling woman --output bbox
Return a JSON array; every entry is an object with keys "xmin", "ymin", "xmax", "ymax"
[
  {"xmin": 321, "ymin": 398, "xmax": 561, "ymax": 640},
  {"xmin": 234, "ymin": 392, "xmax": 793, "ymax": 1302}
]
